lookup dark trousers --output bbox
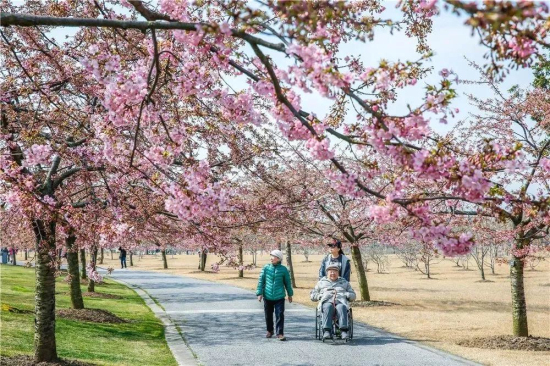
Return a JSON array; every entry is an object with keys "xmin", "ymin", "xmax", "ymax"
[
  {"xmin": 264, "ymin": 298, "xmax": 285, "ymax": 335},
  {"xmin": 120, "ymin": 257, "xmax": 127, "ymax": 268}
]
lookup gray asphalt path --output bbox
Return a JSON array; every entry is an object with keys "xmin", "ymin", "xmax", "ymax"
[{"xmin": 109, "ymin": 269, "xmax": 479, "ymax": 366}]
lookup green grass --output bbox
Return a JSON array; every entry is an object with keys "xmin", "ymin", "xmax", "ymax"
[{"xmin": 0, "ymin": 265, "xmax": 177, "ymax": 366}]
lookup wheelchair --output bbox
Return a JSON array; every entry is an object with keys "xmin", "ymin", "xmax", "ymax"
[{"xmin": 315, "ymin": 305, "xmax": 353, "ymax": 342}]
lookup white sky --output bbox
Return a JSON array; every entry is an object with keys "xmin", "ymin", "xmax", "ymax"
[{"xmin": 272, "ymin": 4, "xmax": 534, "ymax": 135}]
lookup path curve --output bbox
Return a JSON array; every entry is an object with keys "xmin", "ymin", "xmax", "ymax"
[{"xmin": 109, "ymin": 269, "xmax": 479, "ymax": 366}]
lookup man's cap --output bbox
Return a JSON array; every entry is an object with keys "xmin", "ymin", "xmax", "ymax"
[
  {"xmin": 326, "ymin": 263, "xmax": 340, "ymax": 273},
  {"xmin": 270, "ymin": 250, "xmax": 284, "ymax": 261}
]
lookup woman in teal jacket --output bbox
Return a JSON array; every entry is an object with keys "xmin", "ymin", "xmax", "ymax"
[{"xmin": 256, "ymin": 250, "xmax": 293, "ymax": 341}]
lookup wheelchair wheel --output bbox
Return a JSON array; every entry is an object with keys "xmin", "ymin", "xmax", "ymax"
[
  {"xmin": 315, "ymin": 307, "xmax": 318, "ymax": 339},
  {"xmin": 315, "ymin": 307, "xmax": 322, "ymax": 340},
  {"xmin": 349, "ymin": 308, "xmax": 354, "ymax": 340}
]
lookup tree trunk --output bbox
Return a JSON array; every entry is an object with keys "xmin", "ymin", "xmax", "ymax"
[
  {"xmin": 129, "ymin": 251, "xmax": 134, "ymax": 266},
  {"xmin": 238, "ymin": 243, "xmax": 244, "ymax": 278},
  {"xmin": 32, "ymin": 219, "xmax": 58, "ymax": 362},
  {"xmin": 87, "ymin": 247, "xmax": 98, "ymax": 293},
  {"xmin": 80, "ymin": 249, "xmax": 86, "ymax": 279},
  {"xmin": 12, "ymin": 247, "xmax": 17, "ymax": 266},
  {"xmin": 161, "ymin": 249, "xmax": 168, "ymax": 269},
  {"xmin": 66, "ymin": 234, "xmax": 84, "ymax": 309},
  {"xmin": 110, "ymin": 249, "xmax": 113, "ymax": 260},
  {"xmin": 99, "ymin": 248, "xmax": 104, "ymax": 265},
  {"xmin": 87, "ymin": 276, "xmax": 95, "ymax": 292},
  {"xmin": 56, "ymin": 249, "xmax": 62, "ymax": 270},
  {"xmin": 350, "ymin": 245, "xmax": 370, "ymax": 301},
  {"xmin": 285, "ymin": 241, "xmax": 297, "ymax": 288},
  {"xmin": 24, "ymin": 249, "xmax": 28, "ymax": 261},
  {"xmin": 200, "ymin": 250, "xmax": 207, "ymax": 271},
  {"xmin": 425, "ymin": 259, "xmax": 431, "ymax": 279},
  {"xmin": 510, "ymin": 256, "xmax": 528, "ymax": 336}
]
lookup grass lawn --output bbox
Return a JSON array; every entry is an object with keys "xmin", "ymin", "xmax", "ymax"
[{"xmin": 0, "ymin": 264, "xmax": 177, "ymax": 366}]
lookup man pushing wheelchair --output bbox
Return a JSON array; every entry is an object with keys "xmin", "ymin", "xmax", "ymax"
[{"xmin": 311, "ymin": 263, "xmax": 356, "ymax": 341}]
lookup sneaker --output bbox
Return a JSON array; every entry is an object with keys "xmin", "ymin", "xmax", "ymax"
[
  {"xmin": 277, "ymin": 334, "xmax": 286, "ymax": 341},
  {"xmin": 265, "ymin": 332, "xmax": 273, "ymax": 338},
  {"xmin": 341, "ymin": 331, "xmax": 349, "ymax": 339},
  {"xmin": 323, "ymin": 331, "xmax": 332, "ymax": 340}
]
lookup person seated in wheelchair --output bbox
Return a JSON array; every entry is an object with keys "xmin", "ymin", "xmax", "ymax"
[{"xmin": 310, "ymin": 263, "xmax": 356, "ymax": 340}]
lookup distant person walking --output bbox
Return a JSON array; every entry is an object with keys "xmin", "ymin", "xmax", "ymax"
[
  {"xmin": 256, "ymin": 250, "xmax": 293, "ymax": 341},
  {"xmin": 119, "ymin": 247, "xmax": 127, "ymax": 269},
  {"xmin": 8, "ymin": 247, "xmax": 16, "ymax": 265},
  {"xmin": 1, "ymin": 247, "xmax": 8, "ymax": 264}
]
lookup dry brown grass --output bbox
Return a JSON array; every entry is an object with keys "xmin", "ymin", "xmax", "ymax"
[{"xmin": 20, "ymin": 250, "xmax": 550, "ymax": 366}]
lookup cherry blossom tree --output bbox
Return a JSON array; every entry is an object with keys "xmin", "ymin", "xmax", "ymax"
[{"xmin": 2, "ymin": 2, "xmax": 549, "ymax": 361}]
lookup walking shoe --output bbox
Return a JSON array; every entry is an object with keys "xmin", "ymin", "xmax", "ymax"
[
  {"xmin": 265, "ymin": 331, "xmax": 273, "ymax": 338},
  {"xmin": 323, "ymin": 331, "xmax": 332, "ymax": 340},
  {"xmin": 341, "ymin": 331, "xmax": 349, "ymax": 339},
  {"xmin": 277, "ymin": 334, "xmax": 286, "ymax": 341}
]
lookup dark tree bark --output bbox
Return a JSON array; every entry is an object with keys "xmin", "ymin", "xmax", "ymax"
[
  {"xmin": 480, "ymin": 261, "xmax": 486, "ymax": 281},
  {"xmin": 285, "ymin": 241, "xmax": 297, "ymax": 288},
  {"xmin": 350, "ymin": 244, "xmax": 370, "ymax": 301},
  {"xmin": 56, "ymin": 248, "xmax": 62, "ymax": 270},
  {"xmin": 238, "ymin": 242, "xmax": 244, "ymax": 278},
  {"xmin": 99, "ymin": 248, "xmax": 104, "ymax": 264},
  {"xmin": 511, "ymin": 233, "xmax": 529, "ymax": 337},
  {"xmin": 511, "ymin": 256, "xmax": 528, "ymax": 336},
  {"xmin": 87, "ymin": 247, "xmax": 98, "ymax": 293},
  {"xmin": 66, "ymin": 233, "xmax": 84, "ymax": 309},
  {"xmin": 200, "ymin": 250, "xmax": 207, "ymax": 271},
  {"xmin": 161, "ymin": 249, "xmax": 168, "ymax": 269},
  {"xmin": 32, "ymin": 219, "xmax": 58, "ymax": 362},
  {"xmin": 79, "ymin": 248, "xmax": 86, "ymax": 279}
]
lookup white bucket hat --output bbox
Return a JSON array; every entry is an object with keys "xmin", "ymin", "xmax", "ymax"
[{"xmin": 270, "ymin": 250, "xmax": 284, "ymax": 261}]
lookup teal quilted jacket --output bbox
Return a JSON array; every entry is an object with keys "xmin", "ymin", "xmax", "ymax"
[{"xmin": 256, "ymin": 263, "xmax": 294, "ymax": 301}]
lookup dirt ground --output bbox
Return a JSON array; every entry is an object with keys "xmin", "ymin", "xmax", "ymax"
[
  {"xmin": 18, "ymin": 250, "xmax": 550, "ymax": 366},
  {"xmin": 56, "ymin": 308, "xmax": 127, "ymax": 324},
  {"xmin": 0, "ymin": 355, "xmax": 96, "ymax": 366}
]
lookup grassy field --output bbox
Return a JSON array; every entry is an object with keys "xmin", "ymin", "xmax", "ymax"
[
  {"xmin": 0, "ymin": 264, "xmax": 177, "ymax": 366},
  {"xmin": 95, "ymin": 250, "xmax": 550, "ymax": 366}
]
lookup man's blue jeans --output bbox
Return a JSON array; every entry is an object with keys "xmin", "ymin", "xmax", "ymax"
[
  {"xmin": 120, "ymin": 257, "xmax": 127, "ymax": 268},
  {"xmin": 322, "ymin": 302, "xmax": 348, "ymax": 331},
  {"xmin": 264, "ymin": 298, "xmax": 285, "ymax": 335}
]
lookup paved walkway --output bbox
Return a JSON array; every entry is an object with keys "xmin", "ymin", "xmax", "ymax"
[{"xmin": 108, "ymin": 269, "xmax": 479, "ymax": 366}]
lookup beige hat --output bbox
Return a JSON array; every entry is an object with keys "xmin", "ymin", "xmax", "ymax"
[{"xmin": 270, "ymin": 250, "xmax": 284, "ymax": 261}]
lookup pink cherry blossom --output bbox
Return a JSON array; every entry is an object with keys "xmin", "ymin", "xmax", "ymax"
[
  {"xmin": 306, "ymin": 138, "xmax": 335, "ymax": 160},
  {"xmin": 24, "ymin": 144, "xmax": 53, "ymax": 166}
]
